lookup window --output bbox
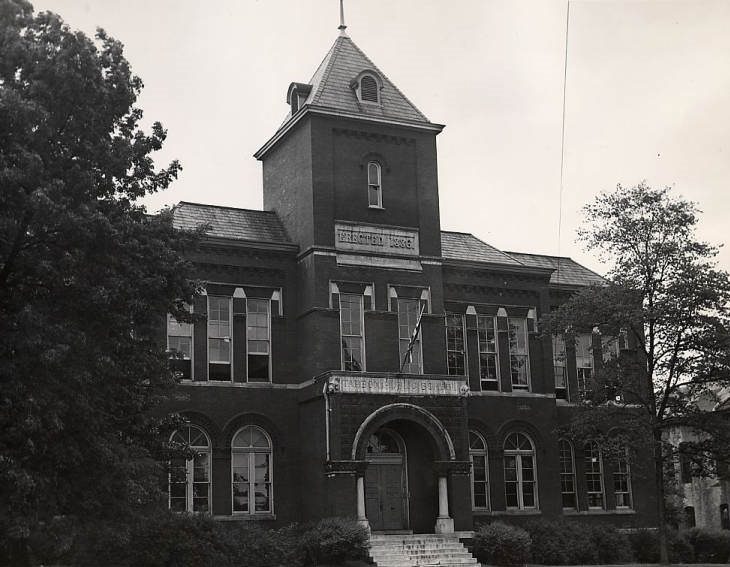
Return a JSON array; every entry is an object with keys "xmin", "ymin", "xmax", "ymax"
[
  {"xmin": 208, "ymin": 296, "xmax": 232, "ymax": 380},
  {"xmin": 614, "ymin": 448, "xmax": 633, "ymax": 509},
  {"xmin": 508, "ymin": 318, "xmax": 530, "ymax": 390},
  {"xmin": 478, "ymin": 315, "xmax": 499, "ymax": 390},
  {"xmin": 360, "ymin": 74, "xmax": 379, "ymax": 103},
  {"xmin": 290, "ymin": 91, "xmax": 299, "ymax": 114},
  {"xmin": 168, "ymin": 309, "xmax": 192, "ymax": 380},
  {"xmin": 169, "ymin": 426, "xmax": 211, "ymax": 513},
  {"xmin": 504, "ymin": 432, "xmax": 538, "ymax": 509},
  {"xmin": 398, "ymin": 297, "xmax": 425, "ymax": 374},
  {"xmin": 446, "ymin": 314, "xmax": 466, "ymax": 375},
  {"xmin": 679, "ymin": 444, "xmax": 693, "ymax": 484},
  {"xmin": 232, "ymin": 425, "xmax": 272, "ymax": 515},
  {"xmin": 553, "ymin": 335, "xmax": 567, "ymax": 399},
  {"xmin": 559, "ymin": 440, "xmax": 577, "ymax": 509},
  {"xmin": 340, "ymin": 293, "xmax": 364, "ymax": 371},
  {"xmin": 246, "ymin": 298, "xmax": 271, "ymax": 382},
  {"xmin": 601, "ymin": 335, "xmax": 620, "ymax": 363},
  {"xmin": 584, "ymin": 442, "xmax": 605, "ymax": 509},
  {"xmin": 470, "ymin": 431, "xmax": 490, "ymax": 510},
  {"xmin": 367, "ymin": 161, "xmax": 382, "ymax": 208},
  {"xmin": 576, "ymin": 334, "xmax": 594, "ymax": 399}
]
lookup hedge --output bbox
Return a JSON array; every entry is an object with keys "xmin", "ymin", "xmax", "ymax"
[{"xmin": 473, "ymin": 522, "xmax": 532, "ymax": 566}]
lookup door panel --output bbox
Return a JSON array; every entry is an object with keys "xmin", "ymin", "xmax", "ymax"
[{"xmin": 365, "ymin": 460, "xmax": 406, "ymax": 531}]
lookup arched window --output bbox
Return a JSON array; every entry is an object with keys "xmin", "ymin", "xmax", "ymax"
[
  {"xmin": 360, "ymin": 74, "xmax": 379, "ymax": 103},
  {"xmin": 584, "ymin": 441, "xmax": 604, "ymax": 509},
  {"xmin": 232, "ymin": 425, "xmax": 273, "ymax": 514},
  {"xmin": 504, "ymin": 432, "xmax": 537, "ymax": 509},
  {"xmin": 169, "ymin": 425, "xmax": 211, "ymax": 513},
  {"xmin": 558, "ymin": 439, "xmax": 577, "ymax": 509},
  {"xmin": 469, "ymin": 431, "xmax": 490, "ymax": 510},
  {"xmin": 367, "ymin": 161, "xmax": 382, "ymax": 208}
]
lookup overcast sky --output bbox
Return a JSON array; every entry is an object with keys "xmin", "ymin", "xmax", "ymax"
[{"xmin": 35, "ymin": 0, "xmax": 730, "ymax": 276}]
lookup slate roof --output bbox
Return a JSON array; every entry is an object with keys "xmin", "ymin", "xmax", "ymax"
[
  {"xmin": 172, "ymin": 202, "xmax": 292, "ymax": 245},
  {"xmin": 299, "ymin": 35, "xmax": 431, "ymax": 125},
  {"xmin": 440, "ymin": 231, "xmax": 524, "ymax": 267},
  {"xmin": 505, "ymin": 251, "xmax": 605, "ymax": 287}
]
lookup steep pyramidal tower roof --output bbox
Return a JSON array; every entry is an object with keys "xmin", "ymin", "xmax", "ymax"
[
  {"xmin": 256, "ymin": 33, "xmax": 441, "ymax": 158},
  {"xmin": 301, "ymin": 34, "xmax": 432, "ymax": 125}
]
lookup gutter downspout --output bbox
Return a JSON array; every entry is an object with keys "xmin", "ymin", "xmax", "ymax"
[{"xmin": 323, "ymin": 379, "xmax": 331, "ymax": 462}]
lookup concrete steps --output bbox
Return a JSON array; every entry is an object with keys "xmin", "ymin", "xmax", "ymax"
[{"xmin": 368, "ymin": 533, "xmax": 478, "ymax": 567}]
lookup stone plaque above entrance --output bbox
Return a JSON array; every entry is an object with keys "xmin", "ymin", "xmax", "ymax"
[
  {"xmin": 334, "ymin": 222, "xmax": 419, "ymax": 256},
  {"xmin": 328, "ymin": 374, "xmax": 468, "ymax": 397}
]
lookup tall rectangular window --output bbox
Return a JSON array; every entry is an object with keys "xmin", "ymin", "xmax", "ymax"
[
  {"xmin": 576, "ymin": 333, "xmax": 594, "ymax": 399},
  {"xmin": 168, "ymin": 309, "xmax": 192, "ymax": 380},
  {"xmin": 398, "ymin": 298, "xmax": 423, "ymax": 374},
  {"xmin": 553, "ymin": 334, "xmax": 567, "ymax": 399},
  {"xmin": 246, "ymin": 299, "xmax": 270, "ymax": 382},
  {"xmin": 584, "ymin": 442, "xmax": 605, "ymax": 509},
  {"xmin": 446, "ymin": 314, "xmax": 466, "ymax": 376},
  {"xmin": 208, "ymin": 296, "xmax": 232, "ymax": 381},
  {"xmin": 559, "ymin": 440, "xmax": 577, "ymax": 509},
  {"xmin": 477, "ymin": 315, "xmax": 499, "ymax": 390},
  {"xmin": 340, "ymin": 294, "xmax": 364, "ymax": 371},
  {"xmin": 614, "ymin": 449, "xmax": 633, "ymax": 509},
  {"xmin": 508, "ymin": 317, "xmax": 530, "ymax": 390}
]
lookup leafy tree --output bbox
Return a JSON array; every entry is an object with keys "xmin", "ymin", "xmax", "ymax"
[
  {"xmin": 545, "ymin": 183, "xmax": 730, "ymax": 563},
  {"xmin": 0, "ymin": 0, "xmax": 199, "ymax": 562}
]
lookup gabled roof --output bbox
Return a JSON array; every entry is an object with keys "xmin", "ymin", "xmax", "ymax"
[
  {"xmin": 505, "ymin": 251, "xmax": 605, "ymax": 287},
  {"xmin": 172, "ymin": 202, "xmax": 292, "ymax": 245},
  {"xmin": 299, "ymin": 35, "xmax": 431, "ymax": 125},
  {"xmin": 440, "ymin": 231, "xmax": 524, "ymax": 267}
]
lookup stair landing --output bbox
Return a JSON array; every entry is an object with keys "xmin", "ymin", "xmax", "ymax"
[{"xmin": 368, "ymin": 533, "xmax": 478, "ymax": 567}]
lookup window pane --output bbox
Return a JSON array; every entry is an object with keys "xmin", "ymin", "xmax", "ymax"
[
  {"xmin": 248, "ymin": 354, "xmax": 269, "ymax": 382},
  {"xmin": 254, "ymin": 483, "xmax": 271, "ymax": 512},
  {"xmin": 233, "ymin": 484, "xmax": 249, "ymax": 512}
]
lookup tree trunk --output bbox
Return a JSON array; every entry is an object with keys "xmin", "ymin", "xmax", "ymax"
[{"xmin": 653, "ymin": 428, "xmax": 669, "ymax": 564}]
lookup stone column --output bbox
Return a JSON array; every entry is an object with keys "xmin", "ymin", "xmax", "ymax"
[
  {"xmin": 434, "ymin": 475, "xmax": 454, "ymax": 533},
  {"xmin": 356, "ymin": 475, "xmax": 370, "ymax": 530}
]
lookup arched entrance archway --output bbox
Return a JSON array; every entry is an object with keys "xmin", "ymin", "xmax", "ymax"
[{"xmin": 352, "ymin": 404, "xmax": 456, "ymax": 534}]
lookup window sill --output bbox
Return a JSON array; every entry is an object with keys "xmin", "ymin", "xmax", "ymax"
[
  {"xmin": 368, "ymin": 205, "xmax": 385, "ymax": 210},
  {"xmin": 492, "ymin": 509, "xmax": 542, "ymax": 516},
  {"xmin": 563, "ymin": 509, "xmax": 636, "ymax": 516},
  {"xmin": 214, "ymin": 513, "xmax": 276, "ymax": 521},
  {"xmin": 470, "ymin": 390, "xmax": 555, "ymax": 399}
]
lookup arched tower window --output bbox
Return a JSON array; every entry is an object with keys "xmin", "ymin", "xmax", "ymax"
[
  {"xmin": 559, "ymin": 439, "xmax": 577, "ymax": 509},
  {"xmin": 584, "ymin": 441, "xmax": 605, "ymax": 509},
  {"xmin": 367, "ymin": 161, "xmax": 382, "ymax": 208},
  {"xmin": 232, "ymin": 425, "xmax": 273, "ymax": 514},
  {"xmin": 504, "ymin": 432, "xmax": 537, "ymax": 509},
  {"xmin": 169, "ymin": 425, "xmax": 211, "ymax": 513},
  {"xmin": 360, "ymin": 74, "xmax": 379, "ymax": 103},
  {"xmin": 469, "ymin": 430, "xmax": 490, "ymax": 510}
]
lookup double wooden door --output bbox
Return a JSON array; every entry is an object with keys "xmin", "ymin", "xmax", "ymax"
[{"xmin": 365, "ymin": 456, "xmax": 408, "ymax": 531}]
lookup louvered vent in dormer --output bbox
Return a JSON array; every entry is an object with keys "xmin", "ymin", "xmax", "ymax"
[{"xmin": 360, "ymin": 75, "xmax": 379, "ymax": 103}]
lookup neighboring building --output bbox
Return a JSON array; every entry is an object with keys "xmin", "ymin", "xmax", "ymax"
[
  {"xmin": 163, "ymin": 24, "xmax": 658, "ymax": 533},
  {"xmin": 667, "ymin": 391, "xmax": 730, "ymax": 530}
]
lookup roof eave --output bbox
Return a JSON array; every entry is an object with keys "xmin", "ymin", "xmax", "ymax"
[
  {"xmin": 441, "ymin": 257, "xmax": 554, "ymax": 277},
  {"xmin": 199, "ymin": 235, "xmax": 299, "ymax": 253},
  {"xmin": 254, "ymin": 105, "xmax": 444, "ymax": 160}
]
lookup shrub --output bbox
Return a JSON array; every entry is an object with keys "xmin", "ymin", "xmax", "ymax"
[
  {"xmin": 297, "ymin": 517, "xmax": 369, "ymax": 566},
  {"xmin": 473, "ymin": 522, "xmax": 532, "ymax": 566},
  {"xmin": 687, "ymin": 528, "xmax": 730, "ymax": 563},
  {"xmin": 525, "ymin": 519, "xmax": 602, "ymax": 565},
  {"xmin": 628, "ymin": 528, "xmax": 695, "ymax": 564},
  {"xmin": 588, "ymin": 524, "xmax": 632, "ymax": 564}
]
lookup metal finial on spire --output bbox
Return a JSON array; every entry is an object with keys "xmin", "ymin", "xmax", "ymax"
[{"xmin": 338, "ymin": 0, "xmax": 348, "ymax": 35}]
